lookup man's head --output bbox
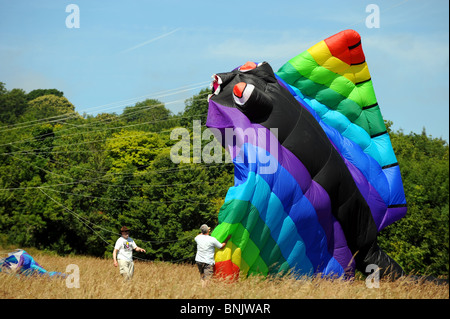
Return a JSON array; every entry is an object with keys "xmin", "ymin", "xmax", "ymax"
[
  {"xmin": 200, "ymin": 224, "xmax": 210, "ymax": 234},
  {"xmin": 120, "ymin": 226, "xmax": 130, "ymax": 238}
]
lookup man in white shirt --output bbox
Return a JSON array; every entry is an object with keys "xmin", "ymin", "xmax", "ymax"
[
  {"xmin": 113, "ymin": 226, "xmax": 146, "ymax": 281},
  {"xmin": 195, "ymin": 224, "xmax": 231, "ymax": 287}
]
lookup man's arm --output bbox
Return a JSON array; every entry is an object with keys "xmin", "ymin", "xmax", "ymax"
[
  {"xmin": 113, "ymin": 249, "xmax": 118, "ymax": 267},
  {"xmin": 131, "ymin": 239, "xmax": 145, "ymax": 253},
  {"xmin": 220, "ymin": 234, "xmax": 232, "ymax": 249},
  {"xmin": 134, "ymin": 246, "xmax": 146, "ymax": 253}
]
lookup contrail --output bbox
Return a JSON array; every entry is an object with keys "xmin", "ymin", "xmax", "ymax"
[{"xmin": 120, "ymin": 28, "xmax": 181, "ymax": 53}]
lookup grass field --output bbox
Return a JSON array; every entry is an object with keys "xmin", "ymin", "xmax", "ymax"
[{"xmin": 0, "ymin": 247, "xmax": 448, "ymax": 300}]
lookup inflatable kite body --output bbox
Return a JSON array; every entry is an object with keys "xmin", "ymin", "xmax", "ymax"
[
  {"xmin": 207, "ymin": 30, "xmax": 406, "ymax": 279},
  {"xmin": 0, "ymin": 249, "xmax": 62, "ymax": 277}
]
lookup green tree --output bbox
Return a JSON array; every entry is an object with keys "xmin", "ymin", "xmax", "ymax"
[
  {"xmin": 23, "ymin": 94, "xmax": 77, "ymax": 122},
  {"xmin": 0, "ymin": 85, "xmax": 28, "ymax": 124},
  {"xmin": 26, "ymin": 88, "xmax": 64, "ymax": 101},
  {"xmin": 121, "ymin": 99, "xmax": 177, "ymax": 131},
  {"xmin": 180, "ymin": 88, "xmax": 210, "ymax": 127},
  {"xmin": 379, "ymin": 126, "xmax": 449, "ymax": 277}
]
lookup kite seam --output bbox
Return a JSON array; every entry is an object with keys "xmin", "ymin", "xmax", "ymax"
[
  {"xmin": 348, "ymin": 40, "xmax": 361, "ymax": 50},
  {"xmin": 370, "ymin": 130, "xmax": 388, "ymax": 138},
  {"xmin": 362, "ymin": 103, "xmax": 378, "ymax": 110},
  {"xmin": 382, "ymin": 162, "xmax": 399, "ymax": 169},
  {"xmin": 388, "ymin": 203, "xmax": 407, "ymax": 208},
  {"xmin": 355, "ymin": 78, "xmax": 372, "ymax": 86}
]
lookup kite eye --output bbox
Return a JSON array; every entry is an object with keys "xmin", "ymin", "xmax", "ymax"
[
  {"xmin": 210, "ymin": 74, "xmax": 222, "ymax": 95},
  {"xmin": 208, "ymin": 74, "xmax": 223, "ymax": 101},
  {"xmin": 232, "ymin": 81, "xmax": 272, "ymax": 122},
  {"xmin": 233, "ymin": 82, "xmax": 255, "ymax": 105},
  {"xmin": 208, "ymin": 72, "xmax": 236, "ymax": 102},
  {"xmin": 239, "ymin": 61, "xmax": 258, "ymax": 72}
]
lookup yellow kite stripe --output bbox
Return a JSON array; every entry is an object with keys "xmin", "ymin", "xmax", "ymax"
[{"xmin": 307, "ymin": 41, "xmax": 371, "ymax": 84}]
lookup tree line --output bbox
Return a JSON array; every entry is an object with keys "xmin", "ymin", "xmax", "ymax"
[{"xmin": 0, "ymin": 82, "xmax": 448, "ymax": 277}]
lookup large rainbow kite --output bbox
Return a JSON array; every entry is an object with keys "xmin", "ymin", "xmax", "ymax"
[{"xmin": 206, "ymin": 30, "xmax": 406, "ymax": 279}]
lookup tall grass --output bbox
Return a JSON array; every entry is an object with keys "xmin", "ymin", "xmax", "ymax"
[{"xmin": 0, "ymin": 247, "xmax": 448, "ymax": 299}]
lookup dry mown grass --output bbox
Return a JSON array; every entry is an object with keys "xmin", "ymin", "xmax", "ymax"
[{"xmin": 0, "ymin": 248, "xmax": 448, "ymax": 299}]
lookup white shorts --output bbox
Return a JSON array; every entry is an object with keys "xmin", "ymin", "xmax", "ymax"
[{"xmin": 117, "ymin": 259, "xmax": 134, "ymax": 280}]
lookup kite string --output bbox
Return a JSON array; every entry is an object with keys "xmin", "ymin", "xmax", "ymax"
[
  {"xmin": 39, "ymin": 186, "xmax": 229, "ymax": 204},
  {"xmin": 39, "ymin": 188, "xmax": 114, "ymax": 245},
  {"xmin": 37, "ymin": 187, "xmax": 201, "ymax": 245},
  {"xmin": 0, "ymin": 91, "xmax": 210, "ymax": 150},
  {"xmin": 0, "ymin": 161, "xmax": 233, "ymax": 191},
  {"xmin": 0, "ymin": 80, "xmax": 210, "ymax": 132},
  {"xmin": 0, "ymin": 111, "xmax": 210, "ymax": 159},
  {"xmin": 38, "ymin": 188, "xmax": 199, "ymax": 263}
]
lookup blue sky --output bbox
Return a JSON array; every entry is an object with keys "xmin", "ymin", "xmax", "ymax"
[{"xmin": 1, "ymin": 0, "xmax": 448, "ymax": 141}]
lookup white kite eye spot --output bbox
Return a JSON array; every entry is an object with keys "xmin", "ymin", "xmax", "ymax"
[{"xmin": 233, "ymin": 82, "xmax": 255, "ymax": 106}]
